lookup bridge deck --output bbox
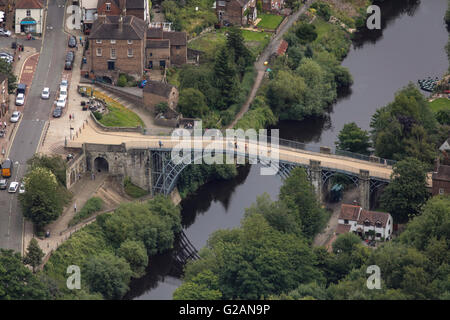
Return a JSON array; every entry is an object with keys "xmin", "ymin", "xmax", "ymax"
[{"xmin": 68, "ymin": 121, "xmax": 398, "ymax": 181}]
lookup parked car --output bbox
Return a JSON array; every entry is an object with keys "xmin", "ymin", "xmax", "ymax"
[
  {"xmin": 0, "ymin": 29, "xmax": 11, "ymax": 37},
  {"xmin": 41, "ymin": 87, "xmax": 50, "ymax": 99},
  {"xmin": 8, "ymin": 181, "xmax": 18, "ymax": 193},
  {"xmin": 0, "ymin": 52, "xmax": 13, "ymax": 59},
  {"xmin": 19, "ymin": 182, "xmax": 25, "ymax": 194},
  {"xmin": 17, "ymin": 83, "xmax": 26, "ymax": 95},
  {"xmin": 61, "ymin": 79, "xmax": 68, "ymax": 87},
  {"xmin": 59, "ymin": 87, "xmax": 68, "ymax": 100},
  {"xmin": 10, "ymin": 111, "xmax": 21, "ymax": 123},
  {"xmin": 56, "ymin": 97, "xmax": 66, "ymax": 108},
  {"xmin": 0, "ymin": 56, "xmax": 12, "ymax": 63},
  {"xmin": 65, "ymin": 51, "xmax": 74, "ymax": 70},
  {"xmin": 0, "ymin": 179, "xmax": 7, "ymax": 190},
  {"xmin": 15, "ymin": 93, "xmax": 24, "ymax": 106},
  {"xmin": 53, "ymin": 106, "xmax": 62, "ymax": 118},
  {"xmin": 68, "ymin": 36, "xmax": 77, "ymax": 48}
]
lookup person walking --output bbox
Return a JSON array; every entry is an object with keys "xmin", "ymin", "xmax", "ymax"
[
  {"xmin": 74, "ymin": 202, "xmax": 77, "ymax": 213},
  {"xmin": 69, "ymin": 114, "xmax": 72, "ymax": 121},
  {"xmin": 159, "ymin": 140, "xmax": 163, "ymax": 148}
]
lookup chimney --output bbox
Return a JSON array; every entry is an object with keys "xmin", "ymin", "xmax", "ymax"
[{"xmin": 119, "ymin": 14, "xmax": 123, "ymax": 32}]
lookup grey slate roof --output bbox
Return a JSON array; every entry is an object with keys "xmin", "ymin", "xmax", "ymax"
[
  {"xmin": 146, "ymin": 39, "xmax": 170, "ymax": 49},
  {"xmin": 89, "ymin": 15, "xmax": 147, "ymax": 40},
  {"xmin": 162, "ymin": 31, "xmax": 186, "ymax": 46}
]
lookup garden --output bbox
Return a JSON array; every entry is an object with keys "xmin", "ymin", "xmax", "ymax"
[{"xmin": 256, "ymin": 13, "xmax": 284, "ymax": 30}]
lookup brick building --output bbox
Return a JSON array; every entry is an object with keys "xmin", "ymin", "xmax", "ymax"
[
  {"xmin": 87, "ymin": 15, "xmax": 147, "ymax": 82},
  {"xmin": 97, "ymin": 0, "xmax": 149, "ymax": 23},
  {"xmin": 146, "ymin": 28, "xmax": 187, "ymax": 67},
  {"xmin": 143, "ymin": 80, "xmax": 178, "ymax": 113},
  {"xmin": 216, "ymin": 0, "xmax": 257, "ymax": 26},
  {"xmin": 432, "ymin": 138, "xmax": 450, "ymax": 196},
  {"xmin": 261, "ymin": 0, "xmax": 284, "ymax": 12}
]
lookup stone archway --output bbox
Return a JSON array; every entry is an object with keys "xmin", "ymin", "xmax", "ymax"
[{"xmin": 94, "ymin": 157, "xmax": 109, "ymax": 173}]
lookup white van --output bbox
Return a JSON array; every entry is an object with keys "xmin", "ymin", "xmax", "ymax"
[{"xmin": 59, "ymin": 86, "xmax": 68, "ymax": 100}]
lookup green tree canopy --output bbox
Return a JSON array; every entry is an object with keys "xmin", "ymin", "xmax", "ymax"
[
  {"xmin": 117, "ymin": 240, "xmax": 148, "ymax": 278},
  {"xmin": 380, "ymin": 157, "xmax": 430, "ymax": 224},
  {"xmin": 23, "ymin": 238, "xmax": 44, "ymax": 273},
  {"xmin": 177, "ymin": 88, "xmax": 209, "ymax": 118},
  {"xmin": 335, "ymin": 122, "xmax": 371, "ymax": 155}
]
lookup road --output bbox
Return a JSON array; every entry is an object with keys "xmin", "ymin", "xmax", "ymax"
[
  {"xmin": 0, "ymin": 0, "xmax": 67, "ymax": 253},
  {"xmin": 228, "ymin": 0, "xmax": 314, "ymax": 128}
]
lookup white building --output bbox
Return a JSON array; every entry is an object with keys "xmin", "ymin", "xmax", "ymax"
[
  {"xmin": 80, "ymin": 0, "xmax": 99, "ymax": 33},
  {"xmin": 336, "ymin": 204, "xmax": 394, "ymax": 241},
  {"xmin": 15, "ymin": 0, "xmax": 44, "ymax": 35}
]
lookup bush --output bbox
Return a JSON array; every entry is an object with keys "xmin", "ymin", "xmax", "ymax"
[
  {"xmin": 93, "ymin": 111, "xmax": 102, "ymax": 120},
  {"xmin": 69, "ymin": 197, "xmax": 104, "ymax": 227},
  {"xmin": 117, "ymin": 74, "xmax": 127, "ymax": 87},
  {"xmin": 124, "ymin": 177, "xmax": 148, "ymax": 198},
  {"xmin": 155, "ymin": 102, "xmax": 169, "ymax": 115}
]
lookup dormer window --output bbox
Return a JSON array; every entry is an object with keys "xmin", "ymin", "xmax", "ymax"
[
  {"xmin": 96, "ymin": 40, "xmax": 102, "ymax": 44},
  {"xmin": 376, "ymin": 221, "xmax": 382, "ymax": 228},
  {"xmin": 364, "ymin": 219, "xmax": 370, "ymax": 227},
  {"xmin": 106, "ymin": 3, "xmax": 111, "ymax": 11}
]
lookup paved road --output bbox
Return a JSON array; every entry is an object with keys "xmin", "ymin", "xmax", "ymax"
[
  {"xmin": 0, "ymin": 0, "xmax": 67, "ymax": 253},
  {"xmin": 228, "ymin": 0, "xmax": 314, "ymax": 128}
]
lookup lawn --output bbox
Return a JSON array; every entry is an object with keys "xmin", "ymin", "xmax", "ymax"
[
  {"xmin": 79, "ymin": 87, "xmax": 145, "ymax": 128},
  {"xmin": 312, "ymin": 18, "xmax": 334, "ymax": 40},
  {"xmin": 188, "ymin": 28, "xmax": 271, "ymax": 59},
  {"xmin": 429, "ymin": 98, "xmax": 450, "ymax": 113},
  {"xmin": 257, "ymin": 14, "xmax": 284, "ymax": 30}
]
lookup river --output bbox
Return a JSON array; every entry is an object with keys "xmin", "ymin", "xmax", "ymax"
[{"xmin": 125, "ymin": 0, "xmax": 449, "ymax": 300}]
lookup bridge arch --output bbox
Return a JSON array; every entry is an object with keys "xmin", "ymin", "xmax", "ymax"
[{"xmin": 94, "ymin": 156, "xmax": 109, "ymax": 172}]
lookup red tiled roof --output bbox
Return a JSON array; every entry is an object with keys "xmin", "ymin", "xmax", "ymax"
[
  {"xmin": 277, "ymin": 40, "xmax": 288, "ymax": 56},
  {"xmin": 336, "ymin": 224, "xmax": 351, "ymax": 235},
  {"xmin": 357, "ymin": 210, "xmax": 390, "ymax": 227},
  {"xmin": 339, "ymin": 204, "xmax": 361, "ymax": 221},
  {"xmin": 15, "ymin": 0, "xmax": 43, "ymax": 9}
]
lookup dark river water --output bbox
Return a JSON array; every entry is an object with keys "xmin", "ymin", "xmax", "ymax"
[{"xmin": 125, "ymin": 0, "xmax": 449, "ymax": 300}]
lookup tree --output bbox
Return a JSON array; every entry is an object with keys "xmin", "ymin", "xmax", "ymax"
[
  {"xmin": 27, "ymin": 154, "xmax": 68, "ymax": 185},
  {"xmin": 0, "ymin": 59, "xmax": 17, "ymax": 94},
  {"xmin": 155, "ymin": 101, "xmax": 168, "ymax": 115},
  {"xmin": 380, "ymin": 158, "xmax": 429, "ymax": 224},
  {"xmin": 335, "ymin": 122, "xmax": 371, "ymax": 155},
  {"xmin": 117, "ymin": 240, "xmax": 149, "ymax": 278},
  {"xmin": 226, "ymin": 27, "xmax": 252, "ymax": 74},
  {"xmin": 279, "ymin": 167, "xmax": 328, "ymax": 238},
  {"xmin": 177, "ymin": 88, "xmax": 209, "ymax": 118},
  {"xmin": 0, "ymin": 249, "xmax": 49, "ymax": 299},
  {"xmin": 332, "ymin": 233, "xmax": 361, "ymax": 254},
  {"xmin": 173, "ymin": 270, "xmax": 222, "ymax": 300},
  {"xmin": 213, "ymin": 46, "xmax": 238, "ymax": 109},
  {"xmin": 295, "ymin": 23, "xmax": 318, "ymax": 44},
  {"xmin": 19, "ymin": 167, "xmax": 65, "ymax": 230},
  {"xmin": 83, "ymin": 253, "xmax": 132, "ymax": 299},
  {"xmin": 23, "ymin": 238, "xmax": 44, "ymax": 273}
]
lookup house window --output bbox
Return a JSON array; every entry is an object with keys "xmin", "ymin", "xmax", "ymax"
[
  {"xmin": 26, "ymin": 10, "xmax": 31, "ymax": 17},
  {"xmin": 96, "ymin": 39, "xmax": 102, "ymax": 44},
  {"xmin": 110, "ymin": 48, "xmax": 116, "ymax": 59},
  {"xmin": 364, "ymin": 220, "xmax": 371, "ymax": 227},
  {"xmin": 128, "ymin": 40, "xmax": 133, "ymax": 44},
  {"xmin": 344, "ymin": 219, "xmax": 349, "ymax": 224},
  {"xmin": 128, "ymin": 49, "xmax": 133, "ymax": 57},
  {"xmin": 106, "ymin": 3, "xmax": 111, "ymax": 11},
  {"xmin": 96, "ymin": 48, "xmax": 102, "ymax": 56},
  {"xmin": 176, "ymin": 45, "xmax": 180, "ymax": 49},
  {"xmin": 110, "ymin": 40, "xmax": 116, "ymax": 44},
  {"xmin": 149, "ymin": 52, "xmax": 152, "ymax": 57},
  {"xmin": 376, "ymin": 233, "xmax": 382, "ymax": 238},
  {"xmin": 439, "ymin": 188, "xmax": 444, "ymax": 195}
]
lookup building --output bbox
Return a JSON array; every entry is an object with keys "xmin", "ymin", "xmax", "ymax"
[
  {"xmin": 336, "ymin": 204, "xmax": 394, "ymax": 241},
  {"xmin": 146, "ymin": 28, "xmax": 187, "ymax": 67},
  {"xmin": 0, "ymin": 73, "xmax": 8, "ymax": 118},
  {"xmin": 15, "ymin": 0, "xmax": 44, "ymax": 35},
  {"xmin": 87, "ymin": 15, "xmax": 147, "ymax": 82},
  {"xmin": 143, "ymin": 80, "xmax": 178, "ymax": 113},
  {"xmin": 97, "ymin": 0, "xmax": 149, "ymax": 23},
  {"xmin": 80, "ymin": 0, "xmax": 99, "ymax": 34},
  {"xmin": 432, "ymin": 139, "xmax": 450, "ymax": 196},
  {"xmin": 261, "ymin": 0, "xmax": 284, "ymax": 13},
  {"xmin": 216, "ymin": 0, "xmax": 257, "ymax": 26}
]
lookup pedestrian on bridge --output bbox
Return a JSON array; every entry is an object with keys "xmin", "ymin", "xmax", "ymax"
[
  {"xmin": 74, "ymin": 202, "xmax": 77, "ymax": 213},
  {"xmin": 159, "ymin": 140, "xmax": 163, "ymax": 148}
]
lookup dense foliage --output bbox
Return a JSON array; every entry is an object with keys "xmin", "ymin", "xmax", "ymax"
[
  {"xmin": 335, "ymin": 122, "xmax": 371, "ymax": 155},
  {"xmin": 44, "ymin": 196, "xmax": 181, "ymax": 299}
]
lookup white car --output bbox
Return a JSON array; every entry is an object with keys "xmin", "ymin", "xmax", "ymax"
[
  {"xmin": 59, "ymin": 87, "xmax": 68, "ymax": 100},
  {"xmin": 61, "ymin": 80, "xmax": 68, "ymax": 87},
  {"xmin": 41, "ymin": 87, "xmax": 50, "ymax": 99},
  {"xmin": 0, "ymin": 29, "xmax": 11, "ymax": 37},
  {"xmin": 56, "ymin": 97, "xmax": 66, "ymax": 108},
  {"xmin": 10, "ymin": 111, "xmax": 21, "ymax": 123},
  {"xmin": 19, "ymin": 182, "xmax": 25, "ymax": 194},
  {"xmin": 15, "ymin": 93, "xmax": 25, "ymax": 106},
  {"xmin": 8, "ymin": 181, "xmax": 18, "ymax": 193}
]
